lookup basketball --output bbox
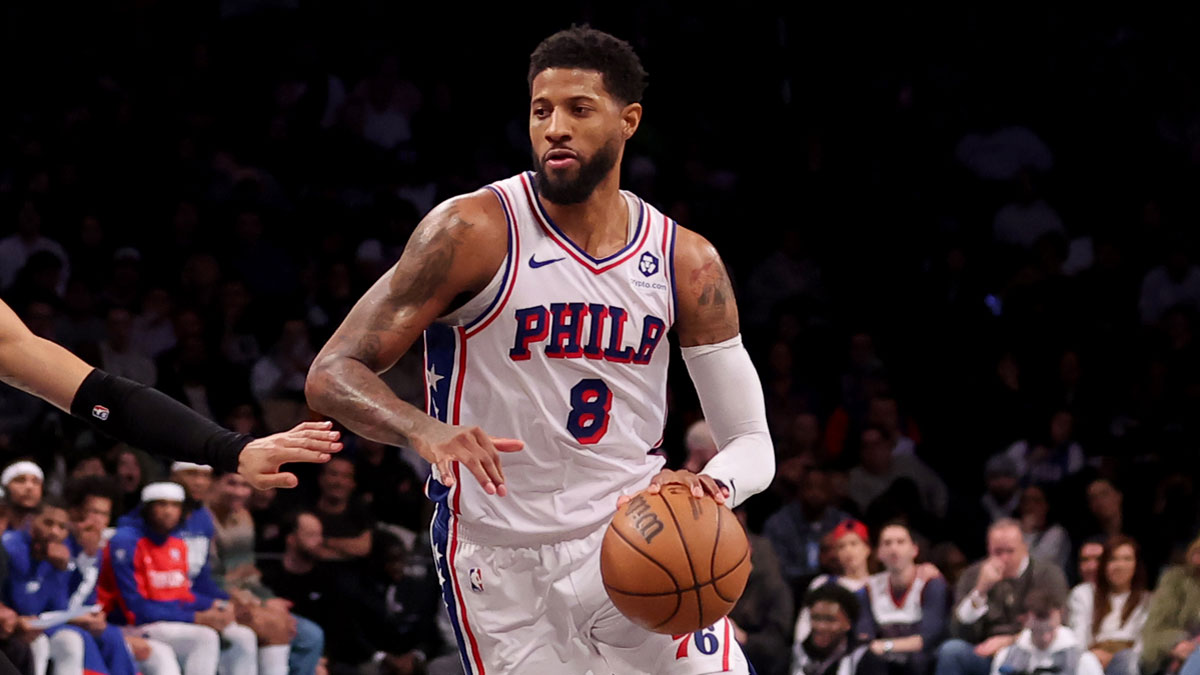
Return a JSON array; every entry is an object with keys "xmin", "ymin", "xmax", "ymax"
[{"xmin": 600, "ymin": 483, "xmax": 751, "ymax": 635}]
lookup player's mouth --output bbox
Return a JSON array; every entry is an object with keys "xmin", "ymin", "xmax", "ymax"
[{"xmin": 544, "ymin": 148, "xmax": 579, "ymax": 170}]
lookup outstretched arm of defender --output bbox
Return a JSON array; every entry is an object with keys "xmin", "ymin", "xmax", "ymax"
[
  {"xmin": 0, "ymin": 299, "xmax": 341, "ymax": 489},
  {"xmin": 306, "ymin": 193, "xmax": 523, "ymax": 496}
]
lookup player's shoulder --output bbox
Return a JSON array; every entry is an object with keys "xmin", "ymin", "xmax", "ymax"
[
  {"xmin": 420, "ymin": 187, "xmax": 510, "ymax": 246},
  {"xmin": 671, "ymin": 225, "xmax": 724, "ymax": 277}
]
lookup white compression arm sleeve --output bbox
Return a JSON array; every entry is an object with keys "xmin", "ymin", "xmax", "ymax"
[{"xmin": 681, "ymin": 334, "xmax": 774, "ymax": 508}]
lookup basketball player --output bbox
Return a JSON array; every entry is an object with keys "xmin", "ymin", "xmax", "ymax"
[
  {"xmin": 0, "ymin": 297, "xmax": 341, "ymax": 489},
  {"xmin": 306, "ymin": 26, "xmax": 774, "ymax": 674}
]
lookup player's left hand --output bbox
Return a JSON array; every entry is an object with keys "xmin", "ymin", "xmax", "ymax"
[
  {"xmin": 617, "ymin": 469, "xmax": 730, "ymax": 507},
  {"xmin": 238, "ymin": 420, "xmax": 344, "ymax": 490}
]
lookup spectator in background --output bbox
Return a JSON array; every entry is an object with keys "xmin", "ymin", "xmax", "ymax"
[
  {"xmin": 100, "ymin": 307, "xmax": 158, "ymax": 387},
  {"xmin": 951, "ymin": 455, "xmax": 1022, "ymax": 560},
  {"xmin": 354, "ymin": 437, "xmax": 422, "ymax": 534},
  {"xmin": 1138, "ymin": 246, "xmax": 1200, "ymax": 325},
  {"xmin": 0, "ymin": 540, "xmax": 33, "ymax": 675},
  {"xmin": 1066, "ymin": 536, "xmax": 1149, "ymax": 675},
  {"xmin": 791, "ymin": 583, "xmax": 885, "ymax": 675},
  {"xmin": 765, "ymin": 468, "xmax": 851, "ymax": 604},
  {"xmin": 2, "ymin": 461, "xmax": 44, "ymax": 532},
  {"xmin": 0, "ymin": 198, "xmax": 70, "ymax": 293},
  {"xmin": 729, "ymin": 506, "xmax": 794, "ymax": 675},
  {"xmin": 848, "ymin": 426, "xmax": 948, "ymax": 521},
  {"xmin": 250, "ymin": 317, "xmax": 314, "ymax": 431},
  {"xmin": 1085, "ymin": 480, "xmax": 1125, "ymax": 542},
  {"xmin": 860, "ymin": 523, "xmax": 948, "ymax": 675},
  {"xmin": 205, "ymin": 469, "xmax": 324, "ymax": 675},
  {"xmin": 3, "ymin": 497, "xmax": 138, "ymax": 675},
  {"xmin": 97, "ymin": 482, "xmax": 243, "ymax": 675},
  {"xmin": 109, "ymin": 446, "xmax": 147, "ymax": 515},
  {"xmin": 866, "ymin": 397, "xmax": 919, "ymax": 457},
  {"xmin": 990, "ymin": 590, "xmax": 1103, "ymax": 675},
  {"xmin": 311, "ymin": 457, "xmax": 372, "ymax": 563},
  {"xmin": 63, "ymin": 476, "xmax": 181, "ymax": 675},
  {"xmin": 1075, "ymin": 539, "xmax": 1105, "ymax": 587},
  {"xmin": 794, "ymin": 519, "xmax": 875, "ymax": 644},
  {"xmin": 1018, "ymin": 485, "xmax": 1070, "ymax": 571},
  {"xmin": 1140, "ymin": 534, "xmax": 1200, "ymax": 675},
  {"xmin": 1004, "ymin": 411, "xmax": 1084, "ymax": 488},
  {"xmin": 936, "ymin": 519, "xmax": 1068, "ymax": 675},
  {"xmin": 683, "ymin": 420, "xmax": 719, "ymax": 474}
]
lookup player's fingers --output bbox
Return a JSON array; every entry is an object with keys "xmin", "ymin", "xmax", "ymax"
[
  {"xmin": 473, "ymin": 433, "xmax": 508, "ymax": 490},
  {"xmin": 697, "ymin": 475, "xmax": 726, "ymax": 503},
  {"xmin": 490, "ymin": 437, "xmax": 525, "ymax": 452},
  {"xmin": 460, "ymin": 441, "xmax": 498, "ymax": 496},
  {"xmin": 272, "ymin": 446, "xmax": 334, "ymax": 464},
  {"xmin": 290, "ymin": 420, "xmax": 334, "ymax": 432},
  {"xmin": 254, "ymin": 472, "xmax": 300, "ymax": 490},
  {"xmin": 616, "ymin": 494, "xmax": 632, "ymax": 508},
  {"xmin": 646, "ymin": 469, "xmax": 673, "ymax": 493},
  {"xmin": 437, "ymin": 460, "xmax": 456, "ymax": 488},
  {"xmin": 289, "ymin": 429, "xmax": 343, "ymax": 442}
]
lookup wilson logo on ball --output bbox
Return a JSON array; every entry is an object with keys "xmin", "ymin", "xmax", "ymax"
[{"xmin": 623, "ymin": 494, "xmax": 665, "ymax": 543}]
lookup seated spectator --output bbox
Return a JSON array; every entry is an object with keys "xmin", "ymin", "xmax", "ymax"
[
  {"xmin": 206, "ymin": 469, "xmax": 324, "ymax": 675},
  {"xmin": 791, "ymin": 583, "xmax": 885, "ymax": 675},
  {"xmin": 766, "ymin": 467, "xmax": 851, "ymax": 606},
  {"xmin": 0, "ymin": 537, "xmax": 33, "ymax": 675},
  {"xmin": 312, "ymin": 457, "xmax": 372, "ymax": 563},
  {"xmin": 168, "ymin": 464, "xmax": 298, "ymax": 675},
  {"xmin": 860, "ymin": 522, "xmax": 949, "ymax": 675},
  {"xmin": 1140, "ymin": 534, "xmax": 1200, "ymax": 675},
  {"xmin": 64, "ymin": 476, "xmax": 180, "ymax": 675},
  {"xmin": 360, "ymin": 531, "xmax": 450, "ymax": 675},
  {"xmin": 260, "ymin": 512, "xmax": 377, "ymax": 672},
  {"xmin": 1066, "ymin": 536, "xmax": 1150, "ymax": 675},
  {"xmin": 354, "ymin": 437, "xmax": 422, "ymax": 533},
  {"xmin": 729, "ymin": 506, "xmax": 794, "ymax": 675},
  {"xmin": 936, "ymin": 519, "xmax": 1068, "ymax": 675},
  {"xmin": 2, "ymin": 460, "xmax": 44, "ymax": 532},
  {"xmin": 795, "ymin": 519, "xmax": 874, "ymax": 644},
  {"xmin": 1075, "ymin": 539, "xmax": 1105, "ymax": 588},
  {"xmin": 1004, "ymin": 411, "xmax": 1084, "ymax": 487},
  {"xmin": 949, "ymin": 455, "xmax": 1022, "ymax": 561},
  {"xmin": 97, "ymin": 482, "xmax": 235, "ymax": 675},
  {"xmin": 866, "ymin": 396, "xmax": 919, "ymax": 457},
  {"xmin": 991, "ymin": 590, "xmax": 1103, "ymax": 675},
  {"xmin": 1018, "ymin": 485, "xmax": 1070, "ymax": 571},
  {"xmin": 3, "ymin": 497, "xmax": 138, "ymax": 675},
  {"xmin": 848, "ymin": 427, "xmax": 948, "ymax": 521},
  {"xmin": 1084, "ymin": 480, "xmax": 1125, "ymax": 542}
]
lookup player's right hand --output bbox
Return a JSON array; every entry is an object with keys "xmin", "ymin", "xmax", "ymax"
[{"xmin": 414, "ymin": 421, "xmax": 523, "ymax": 496}]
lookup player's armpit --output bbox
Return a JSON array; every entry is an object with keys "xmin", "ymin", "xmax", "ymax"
[
  {"xmin": 672, "ymin": 228, "xmax": 739, "ymax": 348},
  {"xmin": 306, "ymin": 191, "xmax": 507, "ymax": 445}
]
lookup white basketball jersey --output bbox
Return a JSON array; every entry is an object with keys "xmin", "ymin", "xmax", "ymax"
[
  {"xmin": 424, "ymin": 172, "xmax": 677, "ymax": 545},
  {"xmin": 865, "ymin": 572, "xmax": 928, "ymax": 637}
]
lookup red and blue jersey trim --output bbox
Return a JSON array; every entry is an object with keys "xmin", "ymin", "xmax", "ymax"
[
  {"xmin": 461, "ymin": 184, "xmax": 521, "ymax": 337},
  {"xmin": 519, "ymin": 172, "xmax": 650, "ymax": 274}
]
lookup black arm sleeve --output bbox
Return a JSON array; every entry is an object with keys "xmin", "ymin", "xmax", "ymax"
[{"xmin": 70, "ymin": 369, "xmax": 250, "ymax": 473}]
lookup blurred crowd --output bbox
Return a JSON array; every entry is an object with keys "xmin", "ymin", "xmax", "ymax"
[{"xmin": 4, "ymin": 2, "xmax": 1200, "ymax": 675}]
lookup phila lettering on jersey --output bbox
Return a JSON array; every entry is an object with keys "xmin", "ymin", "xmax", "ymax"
[{"xmin": 424, "ymin": 172, "xmax": 678, "ymax": 545}]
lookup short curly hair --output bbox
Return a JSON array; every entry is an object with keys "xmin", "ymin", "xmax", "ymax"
[{"xmin": 528, "ymin": 25, "xmax": 648, "ymax": 105}]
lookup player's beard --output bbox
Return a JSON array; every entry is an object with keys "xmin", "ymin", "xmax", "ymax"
[{"xmin": 533, "ymin": 136, "xmax": 620, "ymax": 205}]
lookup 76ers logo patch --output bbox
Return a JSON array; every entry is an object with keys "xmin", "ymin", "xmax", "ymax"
[
  {"xmin": 639, "ymin": 252, "xmax": 659, "ymax": 277},
  {"xmin": 469, "ymin": 568, "xmax": 484, "ymax": 593},
  {"xmin": 92, "ymin": 405, "xmax": 110, "ymax": 421}
]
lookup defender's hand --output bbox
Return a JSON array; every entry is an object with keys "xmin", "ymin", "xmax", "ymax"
[
  {"xmin": 239, "ymin": 421, "xmax": 343, "ymax": 490},
  {"xmin": 415, "ymin": 420, "xmax": 523, "ymax": 496},
  {"xmin": 617, "ymin": 469, "xmax": 730, "ymax": 507}
]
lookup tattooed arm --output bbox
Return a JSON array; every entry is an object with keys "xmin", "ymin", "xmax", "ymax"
[
  {"xmin": 651, "ymin": 227, "xmax": 773, "ymax": 507},
  {"xmin": 306, "ymin": 191, "xmax": 523, "ymax": 495}
]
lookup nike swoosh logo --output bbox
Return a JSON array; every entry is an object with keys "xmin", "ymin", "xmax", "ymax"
[{"xmin": 529, "ymin": 254, "xmax": 566, "ymax": 269}]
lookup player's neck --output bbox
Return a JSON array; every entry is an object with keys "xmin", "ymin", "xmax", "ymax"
[{"xmin": 538, "ymin": 175, "xmax": 629, "ymax": 258}]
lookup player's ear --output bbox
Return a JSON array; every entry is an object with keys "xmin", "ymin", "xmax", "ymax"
[{"xmin": 621, "ymin": 102, "xmax": 642, "ymax": 139}]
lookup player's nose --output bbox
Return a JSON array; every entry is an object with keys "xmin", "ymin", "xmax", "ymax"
[{"xmin": 545, "ymin": 109, "xmax": 572, "ymax": 141}]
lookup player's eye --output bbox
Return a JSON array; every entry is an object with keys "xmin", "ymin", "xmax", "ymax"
[{"xmin": 574, "ymin": 106, "xmax": 590, "ymax": 115}]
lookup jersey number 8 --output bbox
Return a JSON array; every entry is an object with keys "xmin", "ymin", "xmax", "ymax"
[{"xmin": 566, "ymin": 378, "xmax": 612, "ymax": 444}]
